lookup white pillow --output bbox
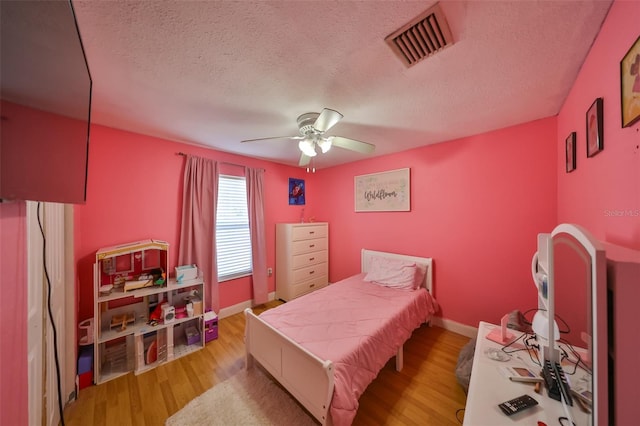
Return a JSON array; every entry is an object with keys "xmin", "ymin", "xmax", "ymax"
[
  {"xmin": 364, "ymin": 256, "xmax": 419, "ymax": 290},
  {"xmin": 414, "ymin": 262, "xmax": 428, "ymax": 289}
]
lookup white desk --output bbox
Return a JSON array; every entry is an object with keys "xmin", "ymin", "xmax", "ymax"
[{"xmin": 464, "ymin": 321, "xmax": 591, "ymax": 425}]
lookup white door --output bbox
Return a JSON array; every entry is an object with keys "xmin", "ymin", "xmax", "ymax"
[
  {"xmin": 27, "ymin": 201, "xmax": 67, "ymax": 426},
  {"xmin": 43, "ymin": 202, "xmax": 66, "ymax": 426},
  {"xmin": 27, "ymin": 201, "xmax": 44, "ymax": 426}
]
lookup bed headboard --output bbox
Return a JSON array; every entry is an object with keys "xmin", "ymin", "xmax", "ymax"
[{"xmin": 361, "ymin": 249, "xmax": 433, "ymax": 294}]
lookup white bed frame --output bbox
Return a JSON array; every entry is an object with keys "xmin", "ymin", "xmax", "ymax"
[{"xmin": 244, "ymin": 249, "xmax": 433, "ymax": 425}]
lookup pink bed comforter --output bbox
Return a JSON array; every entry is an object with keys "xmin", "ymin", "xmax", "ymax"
[{"xmin": 259, "ymin": 273, "xmax": 439, "ymax": 425}]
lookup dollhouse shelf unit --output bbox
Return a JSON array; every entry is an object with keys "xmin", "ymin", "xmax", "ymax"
[{"xmin": 93, "ymin": 240, "xmax": 205, "ymax": 385}]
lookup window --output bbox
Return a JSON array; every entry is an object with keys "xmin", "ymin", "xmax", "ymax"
[{"xmin": 216, "ymin": 175, "xmax": 252, "ymax": 281}]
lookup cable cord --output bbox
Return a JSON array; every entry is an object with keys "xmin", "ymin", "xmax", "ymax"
[
  {"xmin": 37, "ymin": 203, "xmax": 66, "ymax": 426},
  {"xmin": 500, "ymin": 332, "xmax": 541, "ymax": 367}
]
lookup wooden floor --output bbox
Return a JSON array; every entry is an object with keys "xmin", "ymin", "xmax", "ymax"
[{"xmin": 64, "ymin": 301, "xmax": 470, "ymax": 425}]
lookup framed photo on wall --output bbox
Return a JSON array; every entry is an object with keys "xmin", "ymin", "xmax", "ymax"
[
  {"xmin": 586, "ymin": 98, "xmax": 604, "ymax": 158},
  {"xmin": 288, "ymin": 178, "xmax": 305, "ymax": 205},
  {"xmin": 565, "ymin": 132, "xmax": 576, "ymax": 173},
  {"xmin": 620, "ymin": 36, "xmax": 640, "ymax": 128},
  {"xmin": 354, "ymin": 168, "xmax": 410, "ymax": 212}
]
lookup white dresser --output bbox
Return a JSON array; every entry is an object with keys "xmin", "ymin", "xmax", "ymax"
[{"xmin": 275, "ymin": 222, "xmax": 329, "ymax": 301}]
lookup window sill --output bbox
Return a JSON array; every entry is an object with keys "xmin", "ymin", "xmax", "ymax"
[{"xmin": 219, "ymin": 272, "xmax": 252, "ymax": 283}]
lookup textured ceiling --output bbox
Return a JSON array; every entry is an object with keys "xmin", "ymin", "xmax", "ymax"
[{"xmin": 71, "ymin": 0, "xmax": 613, "ymax": 169}]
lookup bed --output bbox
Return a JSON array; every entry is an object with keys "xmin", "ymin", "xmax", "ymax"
[{"xmin": 244, "ymin": 249, "xmax": 438, "ymax": 425}]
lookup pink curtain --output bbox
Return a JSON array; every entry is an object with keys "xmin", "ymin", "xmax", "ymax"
[
  {"xmin": 178, "ymin": 156, "xmax": 220, "ymax": 314},
  {"xmin": 246, "ymin": 167, "xmax": 268, "ymax": 305}
]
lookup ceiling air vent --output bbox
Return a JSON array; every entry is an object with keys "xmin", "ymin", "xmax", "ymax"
[{"xmin": 385, "ymin": 2, "xmax": 453, "ymax": 68}]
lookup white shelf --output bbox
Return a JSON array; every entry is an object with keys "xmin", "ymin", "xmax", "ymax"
[
  {"xmin": 97, "ymin": 277, "xmax": 203, "ymax": 303},
  {"xmin": 98, "ymin": 314, "xmax": 202, "ymax": 344},
  {"xmin": 93, "ymin": 240, "xmax": 205, "ymax": 385}
]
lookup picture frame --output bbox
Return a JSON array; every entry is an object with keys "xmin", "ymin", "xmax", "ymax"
[
  {"xmin": 288, "ymin": 178, "xmax": 305, "ymax": 205},
  {"xmin": 586, "ymin": 98, "xmax": 604, "ymax": 158},
  {"xmin": 354, "ymin": 168, "xmax": 410, "ymax": 212},
  {"xmin": 565, "ymin": 132, "xmax": 576, "ymax": 173},
  {"xmin": 620, "ymin": 36, "xmax": 640, "ymax": 128}
]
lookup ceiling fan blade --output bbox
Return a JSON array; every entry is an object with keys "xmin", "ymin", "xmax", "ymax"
[
  {"xmin": 298, "ymin": 153, "xmax": 312, "ymax": 166},
  {"xmin": 241, "ymin": 135, "xmax": 302, "ymax": 143},
  {"xmin": 331, "ymin": 136, "xmax": 375, "ymax": 154},
  {"xmin": 313, "ymin": 108, "xmax": 343, "ymax": 133}
]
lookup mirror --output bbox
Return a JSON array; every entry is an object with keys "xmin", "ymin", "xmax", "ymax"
[
  {"xmin": 551, "ymin": 224, "xmax": 607, "ymax": 425},
  {"xmin": 554, "ymin": 233, "xmax": 591, "ymax": 351}
]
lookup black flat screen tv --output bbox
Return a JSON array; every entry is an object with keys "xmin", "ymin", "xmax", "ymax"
[{"xmin": 1, "ymin": 0, "xmax": 92, "ymax": 204}]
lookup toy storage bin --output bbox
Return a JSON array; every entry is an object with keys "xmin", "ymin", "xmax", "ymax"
[
  {"xmin": 204, "ymin": 311, "xmax": 218, "ymax": 343},
  {"xmin": 79, "ymin": 371, "xmax": 93, "ymax": 390},
  {"xmin": 77, "ymin": 344, "xmax": 94, "ymax": 374},
  {"xmin": 185, "ymin": 325, "xmax": 201, "ymax": 345},
  {"xmin": 77, "ymin": 344, "xmax": 94, "ymax": 390},
  {"xmin": 175, "ymin": 264, "xmax": 198, "ymax": 283}
]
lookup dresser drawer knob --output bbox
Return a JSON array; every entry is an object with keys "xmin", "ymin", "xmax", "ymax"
[
  {"xmin": 309, "ymin": 231, "xmax": 315, "ymax": 234},
  {"xmin": 309, "ymin": 244, "xmax": 315, "ymax": 248},
  {"xmin": 309, "ymin": 257, "xmax": 315, "ymax": 261},
  {"xmin": 309, "ymin": 270, "xmax": 315, "ymax": 275},
  {"xmin": 309, "ymin": 283, "xmax": 315, "ymax": 288}
]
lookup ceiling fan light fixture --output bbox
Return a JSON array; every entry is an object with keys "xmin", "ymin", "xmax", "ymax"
[
  {"xmin": 318, "ymin": 138, "xmax": 332, "ymax": 153},
  {"xmin": 298, "ymin": 139, "xmax": 317, "ymax": 157},
  {"xmin": 242, "ymin": 108, "xmax": 375, "ymax": 166}
]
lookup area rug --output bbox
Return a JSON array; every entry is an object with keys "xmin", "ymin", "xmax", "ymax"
[{"xmin": 165, "ymin": 367, "xmax": 318, "ymax": 425}]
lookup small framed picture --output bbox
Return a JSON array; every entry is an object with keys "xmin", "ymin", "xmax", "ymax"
[
  {"xmin": 565, "ymin": 132, "xmax": 576, "ymax": 173},
  {"xmin": 586, "ymin": 98, "xmax": 604, "ymax": 158},
  {"xmin": 288, "ymin": 178, "xmax": 305, "ymax": 205},
  {"xmin": 620, "ymin": 36, "xmax": 640, "ymax": 128}
]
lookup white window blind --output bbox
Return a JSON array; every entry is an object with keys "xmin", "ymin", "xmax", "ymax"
[{"xmin": 216, "ymin": 175, "xmax": 252, "ymax": 281}]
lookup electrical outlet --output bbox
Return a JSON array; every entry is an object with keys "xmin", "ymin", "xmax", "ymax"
[{"xmin": 267, "ymin": 267, "xmax": 273, "ymax": 277}]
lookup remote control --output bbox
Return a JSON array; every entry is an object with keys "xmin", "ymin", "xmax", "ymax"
[{"xmin": 498, "ymin": 394, "xmax": 539, "ymax": 416}]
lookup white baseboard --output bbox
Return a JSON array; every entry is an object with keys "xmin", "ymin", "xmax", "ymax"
[
  {"xmin": 431, "ymin": 317, "xmax": 478, "ymax": 338},
  {"xmin": 218, "ymin": 292, "xmax": 276, "ymax": 319}
]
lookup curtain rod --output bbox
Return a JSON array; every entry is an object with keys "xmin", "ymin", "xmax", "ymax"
[{"xmin": 176, "ymin": 152, "xmax": 265, "ymax": 171}]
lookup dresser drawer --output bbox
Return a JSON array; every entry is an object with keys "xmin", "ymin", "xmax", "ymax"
[
  {"xmin": 292, "ymin": 250, "xmax": 327, "ymax": 269},
  {"xmin": 291, "ymin": 275, "xmax": 328, "ymax": 298},
  {"xmin": 292, "ymin": 262, "xmax": 328, "ymax": 283},
  {"xmin": 291, "ymin": 224, "xmax": 327, "ymax": 241},
  {"xmin": 292, "ymin": 237, "xmax": 327, "ymax": 255}
]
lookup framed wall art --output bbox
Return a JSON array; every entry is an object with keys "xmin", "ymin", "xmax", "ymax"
[
  {"xmin": 565, "ymin": 132, "xmax": 576, "ymax": 173},
  {"xmin": 586, "ymin": 98, "xmax": 604, "ymax": 158},
  {"xmin": 620, "ymin": 36, "xmax": 640, "ymax": 128},
  {"xmin": 354, "ymin": 168, "xmax": 410, "ymax": 212},
  {"xmin": 288, "ymin": 178, "xmax": 305, "ymax": 205}
]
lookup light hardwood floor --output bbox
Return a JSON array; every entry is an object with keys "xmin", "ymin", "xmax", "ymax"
[{"xmin": 64, "ymin": 301, "xmax": 470, "ymax": 425}]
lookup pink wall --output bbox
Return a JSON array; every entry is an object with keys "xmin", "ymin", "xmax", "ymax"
[
  {"xmin": 557, "ymin": 0, "xmax": 640, "ymax": 250},
  {"xmin": 0, "ymin": 201, "xmax": 28, "ymax": 425},
  {"xmin": 74, "ymin": 124, "xmax": 309, "ymax": 322},
  {"xmin": 77, "ymin": 118, "xmax": 557, "ymax": 328},
  {"xmin": 314, "ymin": 118, "xmax": 558, "ymax": 327}
]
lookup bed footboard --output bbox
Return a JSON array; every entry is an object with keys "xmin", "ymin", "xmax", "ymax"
[{"xmin": 244, "ymin": 308, "xmax": 334, "ymax": 425}]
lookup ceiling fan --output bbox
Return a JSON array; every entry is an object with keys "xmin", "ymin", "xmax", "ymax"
[{"xmin": 242, "ymin": 108, "xmax": 375, "ymax": 167}]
